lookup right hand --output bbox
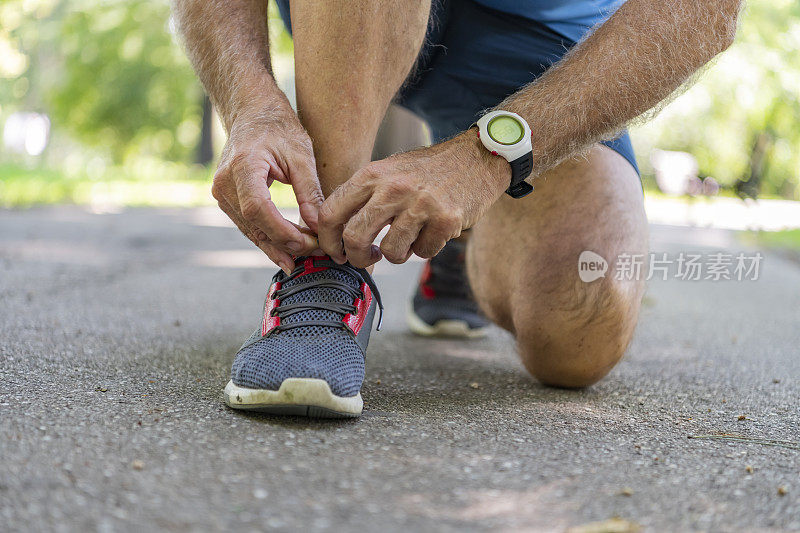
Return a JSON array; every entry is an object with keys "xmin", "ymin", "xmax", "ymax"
[{"xmin": 212, "ymin": 108, "xmax": 324, "ymax": 273}]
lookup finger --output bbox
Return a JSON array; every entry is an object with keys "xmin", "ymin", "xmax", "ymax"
[
  {"xmin": 218, "ymin": 199, "xmax": 295, "ymax": 273},
  {"xmin": 217, "ymin": 198, "xmax": 259, "ymax": 244},
  {"xmin": 287, "ymin": 154, "xmax": 324, "ymax": 233},
  {"xmin": 258, "ymin": 240, "xmax": 296, "ymax": 275},
  {"xmin": 257, "ymin": 221, "xmax": 317, "ymax": 257},
  {"xmin": 318, "ymin": 173, "xmax": 376, "ymax": 263},
  {"xmin": 411, "ymin": 217, "xmax": 461, "ymax": 260},
  {"xmin": 234, "ymin": 163, "xmax": 316, "ymax": 254},
  {"xmin": 294, "ymin": 224, "xmax": 320, "ymax": 253},
  {"xmin": 342, "ymin": 199, "xmax": 395, "ymax": 268},
  {"xmin": 379, "ymin": 213, "xmax": 425, "ymax": 264}
]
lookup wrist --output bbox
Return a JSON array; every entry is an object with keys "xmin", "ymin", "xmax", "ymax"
[
  {"xmin": 459, "ymin": 129, "xmax": 513, "ymax": 193},
  {"xmin": 226, "ymin": 82, "xmax": 295, "ymax": 132}
]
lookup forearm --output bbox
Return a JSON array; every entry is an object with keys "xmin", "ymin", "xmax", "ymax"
[
  {"xmin": 171, "ymin": 0, "xmax": 287, "ymax": 131},
  {"xmin": 502, "ymin": 0, "xmax": 742, "ymax": 175}
]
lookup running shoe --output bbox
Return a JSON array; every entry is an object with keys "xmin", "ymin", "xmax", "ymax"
[
  {"xmin": 224, "ymin": 255, "xmax": 383, "ymax": 418},
  {"xmin": 407, "ymin": 239, "xmax": 489, "ymax": 338}
]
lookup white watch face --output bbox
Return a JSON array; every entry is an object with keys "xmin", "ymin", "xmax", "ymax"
[{"xmin": 487, "ymin": 115, "xmax": 524, "ymax": 145}]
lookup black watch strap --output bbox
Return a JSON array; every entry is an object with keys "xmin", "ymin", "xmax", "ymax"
[{"xmin": 506, "ymin": 152, "xmax": 534, "ymax": 198}]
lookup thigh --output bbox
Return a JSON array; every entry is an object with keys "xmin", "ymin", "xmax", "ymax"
[{"xmin": 467, "ymin": 145, "xmax": 648, "ymax": 335}]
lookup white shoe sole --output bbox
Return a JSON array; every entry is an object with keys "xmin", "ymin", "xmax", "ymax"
[
  {"xmin": 406, "ymin": 306, "xmax": 488, "ymax": 339},
  {"xmin": 224, "ymin": 378, "xmax": 363, "ymax": 418}
]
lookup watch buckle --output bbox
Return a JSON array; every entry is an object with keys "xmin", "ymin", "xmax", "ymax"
[{"xmin": 506, "ymin": 181, "xmax": 534, "ymax": 199}]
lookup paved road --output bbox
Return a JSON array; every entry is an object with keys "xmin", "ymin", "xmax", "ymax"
[{"xmin": 1, "ymin": 206, "xmax": 798, "ymax": 532}]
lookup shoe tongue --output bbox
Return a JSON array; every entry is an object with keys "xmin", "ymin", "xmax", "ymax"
[{"xmin": 278, "ymin": 258, "xmax": 360, "ymax": 337}]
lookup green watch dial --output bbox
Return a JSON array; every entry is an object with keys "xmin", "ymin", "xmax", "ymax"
[{"xmin": 487, "ymin": 115, "xmax": 524, "ymax": 145}]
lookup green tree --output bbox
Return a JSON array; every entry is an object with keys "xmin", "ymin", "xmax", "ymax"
[
  {"xmin": 633, "ymin": 0, "xmax": 800, "ymax": 199},
  {"xmin": 48, "ymin": 0, "xmax": 202, "ymax": 163},
  {"xmin": 2, "ymin": 0, "xmax": 202, "ymax": 164}
]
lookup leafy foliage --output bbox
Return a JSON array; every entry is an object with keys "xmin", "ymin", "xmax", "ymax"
[
  {"xmin": 1, "ymin": 0, "xmax": 798, "ymax": 199},
  {"xmin": 49, "ymin": 1, "xmax": 201, "ymax": 162},
  {"xmin": 633, "ymin": 0, "xmax": 800, "ymax": 198},
  {"xmin": 2, "ymin": 0, "xmax": 202, "ymax": 164}
]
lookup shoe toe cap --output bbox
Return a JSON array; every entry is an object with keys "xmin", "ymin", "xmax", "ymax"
[{"xmin": 231, "ymin": 334, "xmax": 365, "ymax": 398}]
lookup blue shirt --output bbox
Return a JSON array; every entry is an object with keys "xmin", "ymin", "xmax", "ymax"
[{"xmin": 473, "ymin": 0, "xmax": 626, "ymax": 42}]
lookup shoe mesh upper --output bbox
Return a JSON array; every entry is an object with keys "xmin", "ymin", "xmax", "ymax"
[
  {"xmin": 278, "ymin": 269, "xmax": 360, "ymax": 337},
  {"xmin": 230, "ymin": 265, "xmax": 366, "ymax": 397}
]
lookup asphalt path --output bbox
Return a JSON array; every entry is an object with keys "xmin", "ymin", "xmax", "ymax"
[{"xmin": 1, "ymin": 206, "xmax": 798, "ymax": 531}]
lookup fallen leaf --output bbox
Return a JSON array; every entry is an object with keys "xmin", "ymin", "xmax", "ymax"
[{"xmin": 567, "ymin": 517, "xmax": 641, "ymax": 533}]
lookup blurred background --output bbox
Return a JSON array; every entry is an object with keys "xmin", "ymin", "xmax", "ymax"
[{"xmin": 2, "ymin": 0, "xmax": 800, "ymax": 245}]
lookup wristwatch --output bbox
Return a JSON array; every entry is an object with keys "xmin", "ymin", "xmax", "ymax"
[{"xmin": 475, "ymin": 110, "xmax": 534, "ymax": 198}]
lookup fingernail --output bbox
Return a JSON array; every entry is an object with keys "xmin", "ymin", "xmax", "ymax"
[
  {"xmin": 278, "ymin": 261, "xmax": 292, "ymax": 275},
  {"xmin": 370, "ymin": 245, "xmax": 383, "ymax": 261},
  {"xmin": 286, "ymin": 241, "xmax": 303, "ymax": 253}
]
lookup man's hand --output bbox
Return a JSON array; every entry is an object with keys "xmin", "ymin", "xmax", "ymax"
[
  {"xmin": 172, "ymin": 0, "xmax": 325, "ymax": 273},
  {"xmin": 318, "ymin": 131, "xmax": 512, "ymax": 268},
  {"xmin": 212, "ymin": 109, "xmax": 325, "ymax": 273}
]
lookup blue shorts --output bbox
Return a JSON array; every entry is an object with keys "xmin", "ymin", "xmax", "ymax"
[{"xmin": 276, "ymin": 0, "xmax": 638, "ymax": 175}]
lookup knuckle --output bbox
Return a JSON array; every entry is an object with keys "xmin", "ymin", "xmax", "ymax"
[
  {"xmin": 379, "ymin": 243, "xmax": 402, "ymax": 264},
  {"xmin": 414, "ymin": 189, "xmax": 439, "ymax": 211},
  {"xmin": 306, "ymin": 185, "xmax": 325, "ymax": 204},
  {"xmin": 211, "ymin": 174, "xmax": 228, "ymax": 201},
  {"xmin": 384, "ymin": 251, "xmax": 406, "ymax": 265},
  {"xmin": 318, "ymin": 202, "xmax": 336, "ymax": 226},
  {"xmin": 229, "ymin": 151, "xmax": 265, "ymax": 180},
  {"xmin": 211, "ymin": 185, "xmax": 223, "ymax": 202},
  {"xmin": 357, "ymin": 164, "xmax": 381, "ymax": 182},
  {"xmin": 438, "ymin": 214, "xmax": 461, "ymax": 233},
  {"xmin": 342, "ymin": 229, "xmax": 368, "ymax": 250},
  {"xmin": 425, "ymin": 215, "xmax": 450, "ymax": 234},
  {"xmin": 240, "ymin": 197, "xmax": 264, "ymax": 223},
  {"xmin": 384, "ymin": 179, "xmax": 410, "ymax": 197},
  {"xmin": 229, "ymin": 151, "xmax": 253, "ymax": 171},
  {"xmin": 413, "ymin": 239, "xmax": 443, "ymax": 259}
]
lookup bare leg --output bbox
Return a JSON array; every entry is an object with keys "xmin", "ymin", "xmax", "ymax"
[
  {"xmin": 467, "ymin": 146, "xmax": 648, "ymax": 388},
  {"xmin": 290, "ymin": 0, "xmax": 431, "ymax": 195}
]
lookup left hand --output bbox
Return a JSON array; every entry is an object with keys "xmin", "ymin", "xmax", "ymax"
[{"xmin": 317, "ymin": 130, "xmax": 513, "ymax": 268}]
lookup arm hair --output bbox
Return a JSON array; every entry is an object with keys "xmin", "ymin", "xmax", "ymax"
[
  {"xmin": 171, "ymin": 0, "xmax": 288, "ymax": 131},
  {"xmin": 500, "ymin": 0, "xmax": 743, "ymax": 175}
]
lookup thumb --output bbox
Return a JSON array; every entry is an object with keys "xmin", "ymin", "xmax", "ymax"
[{"xmin": 290, "ymin": 155, "xmax": 325, "ymax": 232}]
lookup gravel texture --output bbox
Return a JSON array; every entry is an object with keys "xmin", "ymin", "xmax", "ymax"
[{"xmin": 1, "ymin": 206, "xmax": 798, "ymax": 532}]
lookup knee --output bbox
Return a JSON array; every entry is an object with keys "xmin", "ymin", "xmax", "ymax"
[
  {"xmin": 514, "ymin": 276, "xmax": 642, "ymax": 388},
  {"xmin": 518, "ymin": 328, "xmax": 627, "ymax": 388}
]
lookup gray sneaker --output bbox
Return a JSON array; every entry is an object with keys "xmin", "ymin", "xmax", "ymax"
[
  {"xmin": 224, "ymin": 255, "xmax": 383, "ymax": 418},
  {"xmin": 407, "ymin": 240, "xmax": 489, "ymax": 338}
]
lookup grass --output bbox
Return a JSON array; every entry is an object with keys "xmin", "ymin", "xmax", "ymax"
[
  {"xmin": 0, "ymin": 163, "xmax": 298, "ymax": 208},
  {"xmin": 743, "ymin": 228, "xmax": 800, "ymax": 251}
]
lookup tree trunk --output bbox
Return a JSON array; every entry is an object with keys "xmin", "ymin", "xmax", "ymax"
[
  {"xmin": 197, "ymin": 94, "xmax": 214, "ymax": 165},
  {"xmin": 735, "ymin": 130, "xmax": 771, "ymax": 200}
]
